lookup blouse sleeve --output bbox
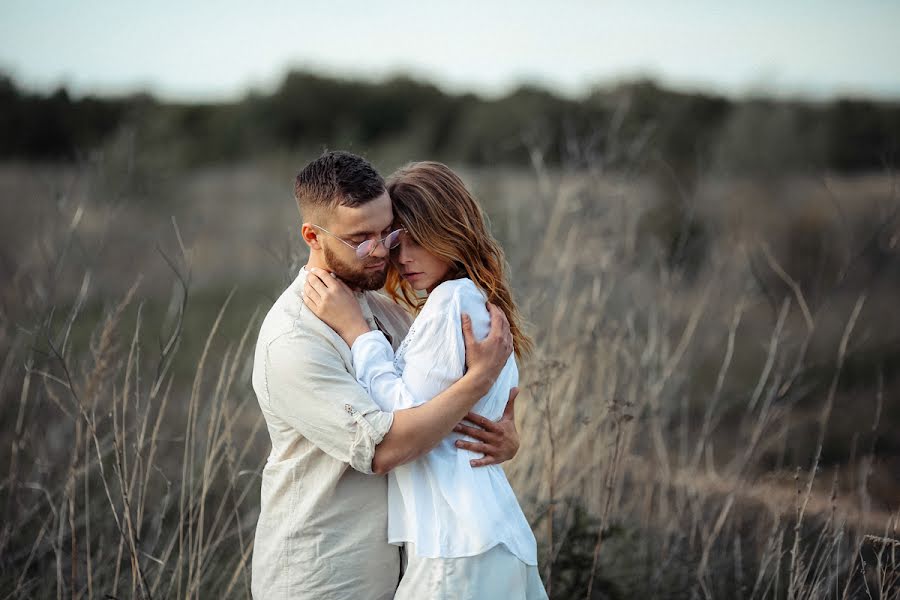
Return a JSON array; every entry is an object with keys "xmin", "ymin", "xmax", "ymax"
[{"xmin": 350, "ymin": 288, "xmax": 467, "ymax": 412}]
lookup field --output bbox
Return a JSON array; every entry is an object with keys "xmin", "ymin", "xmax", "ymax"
[{"xmin": 1, "ymin": 155, "xmax": 899, "ymax": 599}]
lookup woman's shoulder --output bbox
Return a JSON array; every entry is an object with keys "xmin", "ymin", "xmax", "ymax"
[
  {"xmin": 426, "ymin": 278, "xmax": 487, "ymax": 312},
  {"xmin": 413, "ymin": 279, "xmax": 488, "ymax": 337},
  {"xmin": 401, "ymin": 278, "xmax": 490, "ymax": 353}
]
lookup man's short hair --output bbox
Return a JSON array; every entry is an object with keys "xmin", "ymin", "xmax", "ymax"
[{"xmin": 294, "ymin": 151, "xmax": 385, "ymax": 221}]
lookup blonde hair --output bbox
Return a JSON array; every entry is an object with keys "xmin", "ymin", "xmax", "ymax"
[{"xmin": 385, "ymin": 162, "xmax": 533, "ymax": 360}]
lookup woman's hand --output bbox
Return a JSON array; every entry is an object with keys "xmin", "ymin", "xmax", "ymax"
[
  {"xmin": 302, "ymin": 267, "xmax": 371, "ymax": 346},
  {"xmin": 460, "ymin": 303, "xmax": 513, "ymax": 393}
]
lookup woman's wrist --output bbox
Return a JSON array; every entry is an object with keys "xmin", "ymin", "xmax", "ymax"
[
  {"xmin": 340, "ymin": 321, "xmax": 372, "ymax": 347},
  {"xmin": 463, "ymin": 365, "xmax": 495, "ymax": 396}
]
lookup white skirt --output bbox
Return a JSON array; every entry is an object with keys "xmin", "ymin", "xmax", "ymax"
[{"xmin": 396, "ymin": 543, "xmax": 548, "ymax": 600}]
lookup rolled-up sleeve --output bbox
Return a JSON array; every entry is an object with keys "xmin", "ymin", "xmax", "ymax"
[{"xmin": 264, "ymin": 332, "xmax": 393, "ymax": 474}]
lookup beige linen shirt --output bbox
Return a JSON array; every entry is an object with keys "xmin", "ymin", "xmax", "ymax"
[{"xmin": 251, "ymin": 268, "xmax": 412, "ymax": 600}]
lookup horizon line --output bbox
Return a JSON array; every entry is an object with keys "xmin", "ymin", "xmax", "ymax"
[{"xmin": 3, "ymin": 65, "xmax": 899, "ymax": 106}]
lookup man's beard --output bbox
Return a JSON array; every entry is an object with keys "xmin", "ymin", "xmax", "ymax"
[{"xmin": 323, "ymin": 244, "xmax": 387, "ymax": 291}]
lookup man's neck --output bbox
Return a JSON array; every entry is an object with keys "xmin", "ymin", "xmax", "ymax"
[
  {"xmin": 303, "ymin": 257, "xmax": 363, "ymax": 293},
  {"xmin": 305, "ymin": 255, "xmax": 329, "ymax": 272}
]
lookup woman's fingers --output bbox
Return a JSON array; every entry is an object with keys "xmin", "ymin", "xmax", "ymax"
[
  {"xmin": 310, "ymin": 267, "xmax": 356, "ymax": 297},
  {"xmin": 306, "ymin": 270, "xmax": 331, "ymax": 294},
  {"xmin": 311, "ymin": 267, "xmax": 348, "ymax": 290},
  {"xmin": 460, "ymin": 313, "xmax": 475, "ymax": 347},
  {"xmin": 308, "ymin": 267, "xmax": 331, "ymax": 285},
  {"xmin": 303, "ymin": 281, "xmax": 322, "ymax": 304},
  {"xmin": 486, "ymin": 303, "xmax": 513, "ymax": 355},
  {"xmin": 306, "ymin": 270, "xmax": 345, "ymax": 308},
  {"xmin": 323, "ymin": 269, "xmax": 350, "ymax": 292}
]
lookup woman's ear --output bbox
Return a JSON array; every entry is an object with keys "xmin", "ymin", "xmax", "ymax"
[{"xmin": 300, "ymin": 223, "xmax": 323, "ymax": 250}]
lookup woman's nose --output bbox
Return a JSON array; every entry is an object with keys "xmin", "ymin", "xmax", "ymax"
[{"xmin": 396, "ymin": 242, "xmax": 413, "ymax": 263}]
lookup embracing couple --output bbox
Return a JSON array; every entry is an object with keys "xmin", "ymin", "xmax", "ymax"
[{"xmin": 251, "ymin": 151, "xmax": 547, "ymax": 599}]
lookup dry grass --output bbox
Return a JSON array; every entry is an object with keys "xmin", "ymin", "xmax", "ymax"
[
  {"xmin": 501, "ymin": 163, "xmax": 900, "ymax": 599},
  {"xmin": 1, "ymin": 156, "xmax": 899, "ymax": 599}
]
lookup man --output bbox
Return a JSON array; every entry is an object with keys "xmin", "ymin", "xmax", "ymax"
[{"xmin": 251, "ymin": 151, "xmax": 520, "ymax": 599}]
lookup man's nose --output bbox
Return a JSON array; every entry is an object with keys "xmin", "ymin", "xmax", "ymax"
[{"xmin": 369, "ymin": 240, "xmax": 389, "ymax": 259}]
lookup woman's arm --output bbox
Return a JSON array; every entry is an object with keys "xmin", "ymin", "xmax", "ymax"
[
  {"xmin": 302, "ymin": 271, "xmax": 520, "ymax": 471},
  {"xmin": 302, "ymin": 267, "xmax": 468, "ymax": 411},
  {"xmin": 351, "ymin": 288, "xmax": 466, "ymax": 412}
]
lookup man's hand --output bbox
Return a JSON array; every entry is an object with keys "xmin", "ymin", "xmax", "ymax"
[
  {"xmin": 453, "ymin": 387, "xmax": 520, "ymax": 467},
  {"xmin": 462, "ymin": 303, "xmax": 513, "ymax": 393}
]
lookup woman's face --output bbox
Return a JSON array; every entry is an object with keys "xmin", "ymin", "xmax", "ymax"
[{"xmin": 391, "ymin": 231, "xmax": 453, "ymax": 293}]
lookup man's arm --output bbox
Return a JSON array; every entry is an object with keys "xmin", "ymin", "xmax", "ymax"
[{"xmin": 371, "ymin": 307, "xmax": 512, "ymax": 474}]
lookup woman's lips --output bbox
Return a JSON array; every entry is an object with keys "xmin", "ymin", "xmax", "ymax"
[{"xmin": 402, "ymin": 272, "xmax": 423, "ymax": 280}]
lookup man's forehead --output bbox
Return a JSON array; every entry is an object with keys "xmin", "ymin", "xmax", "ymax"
[{"xmin": 331, "ymin": 191, "xmax": 393, "ymax": 234}]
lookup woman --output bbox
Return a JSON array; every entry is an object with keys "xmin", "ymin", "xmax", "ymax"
[{"xmin": 302, "ymin": 161, "xmax": 546, "ymax": 599}]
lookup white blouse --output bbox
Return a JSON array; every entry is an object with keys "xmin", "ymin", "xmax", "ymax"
[{"xmin": 350, "ymin": 278, "xmax": 538, "ymax": 564}]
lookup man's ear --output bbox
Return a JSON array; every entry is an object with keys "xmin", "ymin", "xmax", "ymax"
[{"xmin": 300, "ymin": 223, "xmax": 322, "ymax": 250}]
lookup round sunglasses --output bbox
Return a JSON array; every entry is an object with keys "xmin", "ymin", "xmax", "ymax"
[{"xmin": 311, "ymin": 225, "xmax": 405, "ymax": 259}]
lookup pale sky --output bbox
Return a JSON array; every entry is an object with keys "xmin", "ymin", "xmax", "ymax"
[{"xmin": 1, "ymin": 0, "xmax": 899, "ymax": 101}]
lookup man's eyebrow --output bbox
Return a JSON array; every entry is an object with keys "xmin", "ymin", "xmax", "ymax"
[{"xmin": 346, "ymin": 225, "xmax": 393, "ymax": 237}]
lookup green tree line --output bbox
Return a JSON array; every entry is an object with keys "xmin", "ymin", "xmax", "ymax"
[{"xmin": 1, "ymin": 70, "xmax": 897, "ymax": 172}]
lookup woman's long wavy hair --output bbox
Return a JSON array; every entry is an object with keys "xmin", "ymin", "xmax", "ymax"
[{"xmin": 385, "ymin": 161, "xmax": 533, "ymax": 360}]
